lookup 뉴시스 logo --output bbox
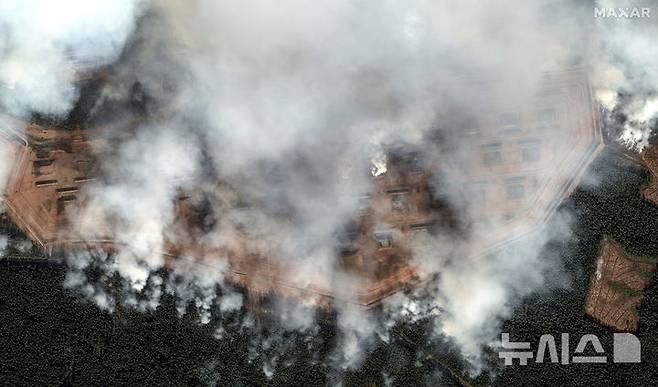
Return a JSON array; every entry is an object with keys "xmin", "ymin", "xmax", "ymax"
[
  {"xmin": 499, "ymin": 332, "xmax": 641, "ymax": 365},
  {"xmin": 594, "ymin": 7, "xmax": 651, "ymax": 18}
]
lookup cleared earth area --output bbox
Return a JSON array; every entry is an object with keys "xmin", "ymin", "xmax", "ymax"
[{"xmin": 585, "ymin": 238, "xmax": 656, "ymax": 331}]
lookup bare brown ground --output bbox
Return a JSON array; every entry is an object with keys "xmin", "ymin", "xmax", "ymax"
[
  {"xmin": 1, "ymin": 124, "xmax": 424, "ymax": 307},
  {"xmin": 0, "ymin": 69, "xmax": 605, "ymax": 308},
  {"xmin": 585, "ymin": 239, "xmax": 656, "ymax": 331}
]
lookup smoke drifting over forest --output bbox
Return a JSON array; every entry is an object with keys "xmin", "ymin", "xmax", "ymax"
[{"xmin": 1, "ymin": 0, "xmax": 657, "ymax": 374}]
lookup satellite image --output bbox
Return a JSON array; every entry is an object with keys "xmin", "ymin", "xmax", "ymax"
[{"xmin": 1, "ymin": 1, "xmax": 657, "ymax": 386}]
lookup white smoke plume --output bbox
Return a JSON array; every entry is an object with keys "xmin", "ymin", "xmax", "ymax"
[
  {"xmin": 592, "ymin": 0, "xmax": 658, "ymax": 151},
  {"xmin": 85, "ymin": 0, "xmax": 583, "ymax": 369},
  {"xmin": 0, "ymin": 0, "xmax": 143, "ymax": 117},
  {"xmin": 1, "ymin": 0, "xmax": 647, "ymax": 376}
]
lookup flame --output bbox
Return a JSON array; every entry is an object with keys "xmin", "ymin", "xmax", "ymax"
[{"xmin": 370, "ymin": 151, "xmax": 387, "ymax": 177}]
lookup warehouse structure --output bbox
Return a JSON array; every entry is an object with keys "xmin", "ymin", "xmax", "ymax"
[{"xmin": 0, "ymin": 69, "xmax": 604, "ymax": 307}]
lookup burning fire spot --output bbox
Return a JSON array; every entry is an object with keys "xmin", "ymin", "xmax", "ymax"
[{"xmin": 371, "ymin": 151, "xmax": 387, "ymax": 177}]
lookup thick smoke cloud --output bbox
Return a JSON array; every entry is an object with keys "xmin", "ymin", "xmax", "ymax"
[
  {"xmin": 0, "ymin": 0, "xmax": 142, "ymax": 116},
  {"xmin": 0, "ymin": 0, "xmax": 653, "ymax": 375},
  {"xmin": 592, "ymin": 0, "xmax": 658, "ymax": 150},
  {"xmin": 72, "ymin": 0, "xmax": 589, "ymax": 369},
  {"xmin": 0, "ymin": 0, "xmax": 142, "ymax": 260}
]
